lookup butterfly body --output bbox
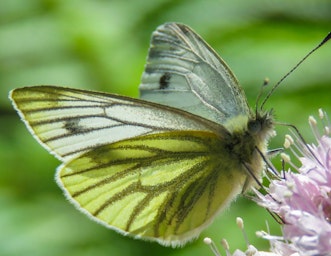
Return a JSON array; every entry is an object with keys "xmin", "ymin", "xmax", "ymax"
[{"xmin": 9, "ymin": 23, "xmax": 275, "ymax": 247}]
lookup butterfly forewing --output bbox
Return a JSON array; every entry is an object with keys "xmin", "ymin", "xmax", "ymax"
[
  {"xmin": 57, "ymin": 131, "xmax": 247, "ymax": 246},
  {"xmin": 10, "ymin": 86, "xmax": 224, "ymax": 162},
  {"xmin": 139, "ymin": 23, "xmax": 251, "ymax": 124}
]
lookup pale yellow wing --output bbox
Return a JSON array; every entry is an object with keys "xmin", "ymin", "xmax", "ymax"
[
  {"xmin": 57, "ymin": 131, "xmax": 247, "ymax": 247},
  {"xmin": 9, "ymin": 86, "xmax": 224, "ymax": 162}
]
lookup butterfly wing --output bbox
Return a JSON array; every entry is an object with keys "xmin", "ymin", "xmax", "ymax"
[
  {"xmin": 9, "ymin": 86, "xmax": 226, "ymax": 162},
  {"xmin": 57, "ymin": 131, "xmax": 247, "ymax": 247},
  {"xmin": 139, "ymin": 23, "xmax": 251, "ymax": 124}
]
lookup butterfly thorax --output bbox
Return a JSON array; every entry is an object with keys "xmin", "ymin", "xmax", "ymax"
[{"xmin": 223, "ymin": 111, "xmax": 275, "ymax": 190}]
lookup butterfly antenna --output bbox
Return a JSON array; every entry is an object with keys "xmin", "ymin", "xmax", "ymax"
[
  {"xmin": 260, "ymin": 32, "xmax": 331, "ymax": 110},
  {"xmin": 255, "ymin": 78, "xmax": 269, "ymax": 116}
]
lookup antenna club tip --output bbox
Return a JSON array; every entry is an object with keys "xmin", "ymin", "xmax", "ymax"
[
  {"xmin": 322, "ymin": 32, "xmax": 331, "ymax": 45},
  {"xmin": 263, "ymin": 77, "xmax": 270, "ymax": 86}
]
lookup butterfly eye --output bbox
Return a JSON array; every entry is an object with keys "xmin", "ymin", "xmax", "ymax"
[{"xmin": 247, "ymin": 119, "xmax": 262, "ymax": 134}]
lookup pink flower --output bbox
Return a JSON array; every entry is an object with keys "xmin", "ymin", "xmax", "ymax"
[{"xmin": 254, "ymin": 109, "xmax": 331, "ymax": 256}]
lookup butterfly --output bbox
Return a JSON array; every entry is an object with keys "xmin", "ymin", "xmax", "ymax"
[{"xmin": 9, "ymin": 23, "xmax": 275, "ymax": 247}]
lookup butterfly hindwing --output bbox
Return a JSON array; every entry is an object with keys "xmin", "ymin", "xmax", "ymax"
[
  {"xmin": 57, "ymin": 131, "xmax": 247, "ymax": 246},
  {"xmin": 140, "ymin": 23, "xmax": 251, "ymax": 124}
]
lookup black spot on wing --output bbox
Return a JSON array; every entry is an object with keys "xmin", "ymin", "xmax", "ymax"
[
  {"xmin": 159, "ymin": 72, "xmax": 171, "ymax": 89},
  {"xmin": 64, "ymin": 119, "xmax": 84, "ymax": 134}
]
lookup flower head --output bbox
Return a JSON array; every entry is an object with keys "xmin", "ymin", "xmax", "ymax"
[{"xmin": 254, "ymin": 109, "xmax": 331, "ymax": 256}]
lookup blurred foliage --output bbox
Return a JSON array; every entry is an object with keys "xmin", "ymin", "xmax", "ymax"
[{"xmin": 1, "ymin": 0, "xmax": 331, "ymax": 255}]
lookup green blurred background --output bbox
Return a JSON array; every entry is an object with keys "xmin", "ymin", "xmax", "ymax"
[{"xmin": 1, "ymin": 0, "xmax": 330, "ymax": 255}]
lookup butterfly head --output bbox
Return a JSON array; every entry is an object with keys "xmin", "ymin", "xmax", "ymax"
[{"xmin": 248, "ymin": 109, "xmax": 275, "ymax": 141}]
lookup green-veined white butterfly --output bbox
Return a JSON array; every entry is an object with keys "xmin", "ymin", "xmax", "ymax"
[{"xmin": 9, "ymin": 23, "xmax": 275, "ymax": 247}]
